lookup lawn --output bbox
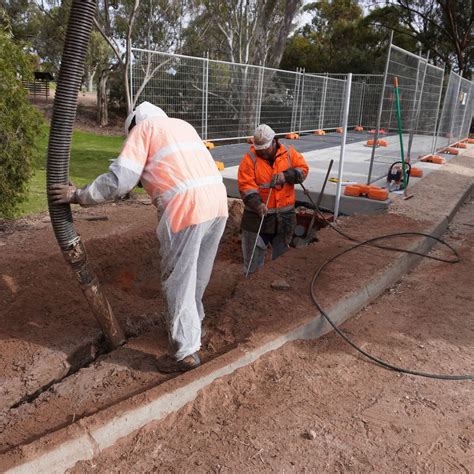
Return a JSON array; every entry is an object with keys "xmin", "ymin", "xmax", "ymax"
[{"xmin": 17, "ymin": 128, "xmax": 125, "ymax": 216}]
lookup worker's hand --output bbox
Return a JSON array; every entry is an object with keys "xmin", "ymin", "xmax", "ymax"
[
  {"xmin": 48, "ymin": 183, "xmax": 78, "ymax": 204},
  {"xmin": 256, "ymin": 202, "xmax": 268, "ymax": 218},
  {"xmin": 270, "ymin": 172, "xmax": 285, "ymax": 188}
]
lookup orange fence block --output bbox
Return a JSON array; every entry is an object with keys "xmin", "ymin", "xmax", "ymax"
[
  {"xmin": 466, "ymin": 138, "xmax": 474, "ymax": 144},
  {"xmin": 367, "ymin": 139, "xmax": 388, "ymax": 147},
  {"xmin": 336, "ymin": 127, "xmax": 343, "ymax": 133},
  {"xmin": 344, "ymin": 184, "xmax": 388, "ymax": 201},
  {"xmin": 420, "ymin": 155, "xmax": 446, "ymax": 165},
  {"xmin": 203, "ymin": 141, "xmax": 215, "ymax": 150},
  {"xmin": 453, "ymin": 142, "xmax": 468, "ymax": 149},
  {"xmin": 410, "ymin": 167, "xmax": 423, "ymax": 178},
  {"xmin": 354, "ymin": 126, "xmax": 364, "ymax": 132},
  {"xmin": 314, "ymin": 130, "xmax": 326, "ymax": 136},
  {"xmin": 443, "ymin": 147, "xmax": 460, "ymax": 155},
  {"xmin": 215, "ymin": 160, "xmax": 224, "ymax": 171},
  {"xmin": 285, "ymin": 133, "xmax": 300, "ymax": 139},
  {"xmin": 247, "ymin": 136, "xmax": 253, "ymax": 144}
]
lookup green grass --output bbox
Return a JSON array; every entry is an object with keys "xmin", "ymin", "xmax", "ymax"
[{"xmin": 17, "ymin": 128, "xmax": 125, "ymax": 216}]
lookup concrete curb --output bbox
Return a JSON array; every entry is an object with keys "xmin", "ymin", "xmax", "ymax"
[{"xmin": 3, "ymin": 160, "xmax": 473, "ymax": 473}]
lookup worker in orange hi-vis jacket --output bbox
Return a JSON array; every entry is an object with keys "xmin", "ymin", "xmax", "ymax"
[
  {"xmin": 238, "ymin": 124, "xmax": 309, "ymax": 275},
  {"xmin": 49, "ymin": 102, "xmax": 228, "ymax": 373}
]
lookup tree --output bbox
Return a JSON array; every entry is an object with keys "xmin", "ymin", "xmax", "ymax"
[
  {"xmin": 280, "ymin": 0, "xmax": 412, "ymax": 74},
  {"xmin": 183, "ymin": 0, "xmax": 303, "ymax": 68},
  {"xmin": 365, "ymin": 0, "xmax": 473, "ymax": 77},
  {"xmin": 94, "ymin": 0, "xmax": 190, "ymax": 121},
  {"xmin": 0, "ymin": 29, "xmax": 44, "ymax": 218}
]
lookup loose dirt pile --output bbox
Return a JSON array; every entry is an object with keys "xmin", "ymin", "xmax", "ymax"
[{"xmin": 70, "ymin": 196, "xmax": 474, "ymax": 473}]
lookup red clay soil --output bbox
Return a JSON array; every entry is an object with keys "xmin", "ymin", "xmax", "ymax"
[
  {"xmin": 0, "ymin": 195, "xmax": 424, "ymax": 453},
  {"xmin": 69, "ymin": 196, "xmax": 474, "ymax": 473},
  {"xmin": 1, "ymin": 150, "xmax": 472, "ymax": 462}
]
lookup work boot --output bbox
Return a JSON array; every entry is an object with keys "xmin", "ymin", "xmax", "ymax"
[{"xmin": 156, "ymin": 352, "xmax": 201, "ymax": 374}]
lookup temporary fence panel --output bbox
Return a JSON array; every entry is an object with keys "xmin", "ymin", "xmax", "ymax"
[
  {"xmin": 130, "ymin": 49, "xmax": 205, "ymax": 137},
  {"xmin": 206, "ymin": 60, "xmax": 261, "ymax": 140},
  {"xmin": 366, "ymin": 43, "xmax": 445, "ymax": 183},
  {"xmin": 434, "ymin": 72, "xmax": 474, "ymax": 152}
]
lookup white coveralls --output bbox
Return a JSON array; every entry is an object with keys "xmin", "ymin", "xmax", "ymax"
[{"xmin": 75, "ymin": 102, "xmax": 228, "ymax": 360}]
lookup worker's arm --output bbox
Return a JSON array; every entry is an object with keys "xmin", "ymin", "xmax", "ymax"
[
  {"xmin": 238, "ymin": 154, "xmax": 266, "ymax": 216},
  {"xmin": 49, "ymin": 123, "xmax": 150, "ymax": 206},
  {"xmin": 283, "ymin": 147, "xmax": 309, "ymax": 184}
]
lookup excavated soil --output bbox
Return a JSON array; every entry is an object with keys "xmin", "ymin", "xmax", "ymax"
[
  {"xmin": 1, "ymin": 149, "xmax": 473, "ymax": 465},
  {"xmin": 70, "ymin": 196, "xmax": 474, "ymax": 473},
  {"xmin": 0, "ymin": 195, "xmax": 425, "ymax": 454}
]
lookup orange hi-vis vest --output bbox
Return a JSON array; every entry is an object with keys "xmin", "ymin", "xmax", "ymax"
[
  {"xmin": 238, "ymin": 144, "xmax": 309, "ymax": 212},
  {"xmin": 117, "ymin": 117, "xmax": 228, "ymax": 233}
]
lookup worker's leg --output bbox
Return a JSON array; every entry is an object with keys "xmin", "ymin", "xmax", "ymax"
[
  {"xmin": 195, "ymin": 217, "xmax": 227, "ymax": 321},
  {"xmin": 241, "ymin": 230, "xmax": 267, "ymax": 275},
  {"xmin": 157, "ymin": 220, "xmax": 205, "ymax": 361},
  {"xmin": 271, "ymin": 232, "xmax": 290, "ymax": 260},
  {"xmin": 272, "ymin": 212, "xmax": 296, "ymax": 260}
]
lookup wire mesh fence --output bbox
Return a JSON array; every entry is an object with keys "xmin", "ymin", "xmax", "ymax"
[
  {"xmin": 131, "ymin": 48, "xmax": 367, "ymax": 142},
  {"xmin": 434, "ymin": 71, "xmax": 474, "ymax": 152},
  {"xmin": 366, "ymin": 44, "xmax": 446, "ymax": 182}
]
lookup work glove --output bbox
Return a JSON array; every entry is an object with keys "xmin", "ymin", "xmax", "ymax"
[
  {"xmin": 270, "ymin": 172, "xmax": 285, "ymax": 188},
  {"xmin": 48, "ymin": 182, "xmax": 78, "ymax": 204},
  {"xmin": 256, "ymin": 202, "xmax": 268, "ymax": 218}
]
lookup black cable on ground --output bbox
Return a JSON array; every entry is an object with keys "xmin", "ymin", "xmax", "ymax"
[{"xmin": 309, "ymin": 212, "xmax": 473, "ymax": 381}]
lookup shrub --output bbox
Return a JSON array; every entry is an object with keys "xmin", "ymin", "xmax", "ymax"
[{"xmin": 0, "ymin": 29, "xmax": 44, "ymax": 218}]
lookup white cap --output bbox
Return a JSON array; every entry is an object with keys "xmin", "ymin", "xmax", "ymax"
[
  {"xmin": 124, "ymin": 101, "xmax": 168, "ymax": 134},
  {"xmin": 253, "ymin": 124, "xmax": 275, "ymax": 150}
]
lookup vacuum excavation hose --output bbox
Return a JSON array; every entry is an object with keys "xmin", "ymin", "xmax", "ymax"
[{"xmin": 46, "ymin": 0, "xmax": 125, "ymax": 348}]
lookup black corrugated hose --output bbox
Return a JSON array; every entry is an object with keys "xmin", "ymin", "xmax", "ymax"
[{"xmin": 46, "ymin": 0, "xmax": 125, "ymax": 348}]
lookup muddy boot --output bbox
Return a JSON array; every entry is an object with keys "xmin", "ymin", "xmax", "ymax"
[{"xmin": 156, "ymin": 353, "xmax": 201, "ymax": 373}]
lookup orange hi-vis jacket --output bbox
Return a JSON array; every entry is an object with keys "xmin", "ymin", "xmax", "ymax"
[
  {"xmin": 75, "ymin": 117, "xmax": 228, "ymax": 233},
  {"xmin": 237, "ymin": 143, "xmax": 309, "ymax": 212}
]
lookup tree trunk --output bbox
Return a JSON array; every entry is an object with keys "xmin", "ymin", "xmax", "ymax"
[{"xmin": 97, "ymin": 69, "xmax": 110, "ymax": 127}]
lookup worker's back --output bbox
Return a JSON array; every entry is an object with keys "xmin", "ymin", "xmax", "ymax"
[{"xmin": 122, "ymin": 117, "xmax": 228, "ymax": 233}]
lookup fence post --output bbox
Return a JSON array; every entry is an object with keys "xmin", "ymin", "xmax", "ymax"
[
  {"xmin": 448, "ymin": 74, "xmax": 462, "ymax": 146},
  {"xmin": 255, "ymin": 65, "xmax": 265, "ymax": 129},
  {"xmin": 319, "ymin": 73, "xmax": 328, "ymax": 130},
  {"xmin": 357, "ymin": 80, "xmax": 366, "ymax": 127},
  {"xmin": 202, "ymin": 52, "xmax": 209, "ymax": 140},
  {"xmin": 407, "ymin": 52, "xmax": 429, "ymax": 161},
  {"xmin": 459, "ymin": 81, "xmax": 471, "ymax": 142},
  {"xmin": 298, "ymin": 68, "xmax": 305, "ymax": 134},
  {"xmin": 334, "ymin": 73, "xmax": 352, "ymax": 220},
  {"xmin": 129, "ymin": 48, "xmax": 134, "ymax": 110},
  {"xmin": 367, "ymin": 30, "xmax": 393, "ymax": 184},
  {"xmin": 431, "ymin": 65, "xmax": 446, "ymax": 154},
  {"xmin": 291, "ymin": 68, "xmax": 301, "ymax": 132}
]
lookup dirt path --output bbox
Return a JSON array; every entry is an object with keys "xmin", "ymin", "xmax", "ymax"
[{"xmin": 70, "ymin": 197, "xmax": 474, "ymax": 473}]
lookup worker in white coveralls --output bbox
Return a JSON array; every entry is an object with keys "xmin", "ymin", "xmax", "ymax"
[{"xmin": 49, "ymin": 102, "xmax": 228, "ymax": 373}]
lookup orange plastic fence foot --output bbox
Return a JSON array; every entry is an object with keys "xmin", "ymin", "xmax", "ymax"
[
  {"xmin": 285, "ymin": 133, "xmax": 300, "ymax": 139},
  {"xmin": 410, "ymin": 167, "xmax": 423, "ymax": 178},
  {"xmin": 344, "ymin": 184, "xmax": 388, "ymax": 201},
  {"xmin": 314, "ymin": 130, "xmax": 326, "ymax": 136},
  {"xmin": 367, "ymin": 139, "xmax": 388, "ymax": 147},
  {"xmin": 204, "ymin": 141, "xmax": 215, "ymax": 150},
  {"xmin": 453, "ymin": 142, "xmax": 468, "ymax": 149},
  {"xmin": 336, "ymin": 127, "xmax": 343, "ymax": 133},
  {"xmin": 247, "ymin": 136, "xmax": 254, "ymax": 144},
  {"xmin": 354, "ymin": 126, "xmax": 364, "ymax": 132},
  {"xmin": 214, "ymin": 160, "xmax": 224, "ymax": 171},
  {"xmin": 443, "ymin": 147, "xmax": 460, "ymax": 155},
  {"xmin": 420, "ymin": 155, "xmax": 446, "ymax": 165},
  {"xmin": 466, "ymin": 138, "xmax": 474, "ymax": 144}
]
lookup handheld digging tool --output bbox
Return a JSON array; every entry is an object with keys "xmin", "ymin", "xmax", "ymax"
[
  {"xmin": 293, "ymin": 159, "xmax": 333, "ymax": 248},
  {"xmin": 245, "ymin": 188, "xmax": 273, "ymax": 278}
]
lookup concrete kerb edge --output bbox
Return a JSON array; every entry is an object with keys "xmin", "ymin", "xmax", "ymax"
[{"xmin": 5, "ymin": 184, "xmax": 473, "ymax": 474}]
